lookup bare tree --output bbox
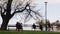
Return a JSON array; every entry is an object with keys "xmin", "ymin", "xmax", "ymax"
[{"xmin": 0, "ymin": 0, "xmax": 43, "ymax": 30}]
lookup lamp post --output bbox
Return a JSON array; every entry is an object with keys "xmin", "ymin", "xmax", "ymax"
[{"xmin": 45, "ymin": 2, "xmax": 48, "ymax": 31}]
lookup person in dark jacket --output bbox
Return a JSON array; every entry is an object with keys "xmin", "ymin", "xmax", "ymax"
[
  {"xmin": 39, "ymin": 24, "xmax": 43, "ymax": 31},
  {"xmin": 19, "ymin": 23, "xmax": 23, "ymax": 31},
  {"xmin": 46, "ymin": 20, "xmax": 51, "ymax": 31},
  {"xmin": 39, "ymin": 20, "xmax": 43, "ymax": 31},
  {"xmin": 32, "ymin": 23, "xmax": 36, "ymax": 31},
  {"xmin": 47, "ymin": 21, "xmax": 51, "ymax": 31},
  {"xmin": 16, "ymin": 22, "xmax": 23, "ymax": 31},
  {"xmin": 16, "ymin": 22, "xmax": 20, "ymax": 31}
]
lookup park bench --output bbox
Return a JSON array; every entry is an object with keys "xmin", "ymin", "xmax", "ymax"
[{"xmin": 7, "ymin": 25, "xmax": 16, "ymax": 30}]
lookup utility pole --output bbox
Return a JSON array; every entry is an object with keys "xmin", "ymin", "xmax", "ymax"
[{"xmin": 45, "ymin": 2, "xmax": 48, "ymax": 31}]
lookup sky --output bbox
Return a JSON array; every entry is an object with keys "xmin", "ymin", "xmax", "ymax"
[
  {"xmin": 0, "ymin": 0, "xmax": 60, "ymax": 24},
  {"xmin": 34, "ymin": 0, "xmax": 60, "ymax": 23}
]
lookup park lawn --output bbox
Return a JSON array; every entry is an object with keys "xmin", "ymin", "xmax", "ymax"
[{"xmin": 0, "ymin": 30, "xmax": 60, "ymax": 34}]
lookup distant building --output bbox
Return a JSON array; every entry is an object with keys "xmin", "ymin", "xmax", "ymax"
[{"xmin": 51, "ymin": 20, "xmax": 60, "ymax": 30}]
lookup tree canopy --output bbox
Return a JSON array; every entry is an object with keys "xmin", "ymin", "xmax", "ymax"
[{"xmin": 0, "ymin": 0, "xmax": 43, "ymax": 30}]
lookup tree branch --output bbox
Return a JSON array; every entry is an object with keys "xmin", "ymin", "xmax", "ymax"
[
  {"xmin": 30, "ymin": 9, "xmax": 42, "ymax": 18},
  {"xmin": 24, "ymin": 10, "xmax": 31, "ymax": 22},
  {"xmin": 11, "ymin": 2, "xmax": 30, "ymax": 17},
  {"xmin": 11, "ymin": 7, "xmax": 26, "ymax": 17},
  {"xmin": 0, "ymin": 6, "xmax": 2, "ymax": 15},
  {"xmin": 0, "ymin": 6, "xmax": 6, "ymax": 18}
]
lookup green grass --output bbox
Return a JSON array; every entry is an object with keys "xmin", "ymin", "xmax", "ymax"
[{"xmin": 0, "ymin": 30, "xmax": 60, "ymax": 34}]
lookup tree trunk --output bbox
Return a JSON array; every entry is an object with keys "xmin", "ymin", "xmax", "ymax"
[
  {"xmin": 1, "ymin": 19, "xmax": 9, "ymax": 30},
  {"xmin": 0, "ymin": 0, "xmax": 13, "ymax": 30}
]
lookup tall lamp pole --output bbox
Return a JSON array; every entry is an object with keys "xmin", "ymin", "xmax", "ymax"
[{"xmin": 45, "ymin": 2, "xmax": 48, "ymax": 31}]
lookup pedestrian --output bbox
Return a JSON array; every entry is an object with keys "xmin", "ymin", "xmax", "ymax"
[
  {"xmin": 20, "ymin": 23, "xmax": 23, "ymax": 31},
  {"xmin": 32, "ymin": 23, "xmax": 36, "ymax": 31},
  {"xmin": 47, "ymin": 21, "xmax": 51, "ymax": 31},
  {"xmin": 16, "ymin": 22, "xmax": 23, "ymax": 31},
  {"xmin": 51, "ymin": 24, "xmax": 54, "ymax": 31},
  {"xmin": 16, "ymin": 22, "xmax": 20, "ymax": 31},
  {"xmin": 39, "ymin": 20, "xmax": 43, "ymax": 31}
]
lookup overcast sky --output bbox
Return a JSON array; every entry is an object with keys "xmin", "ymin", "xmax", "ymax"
[{"xmin": 0, "ymin": 0, "xmax": 60, "ymax": 24}]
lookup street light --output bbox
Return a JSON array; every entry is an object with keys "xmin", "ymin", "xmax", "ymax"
[
  {"xmin": 44, "ymin": 2, "xmax": 48, "ymax": 31},
  {"xmin": 45, "ymin": 2, "xmax": 47, "ymax": 21}
]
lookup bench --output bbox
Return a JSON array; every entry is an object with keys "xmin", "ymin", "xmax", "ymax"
[{"xmin": 7, "ymin": 25, "xmax": 16, "ymax": 30}]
